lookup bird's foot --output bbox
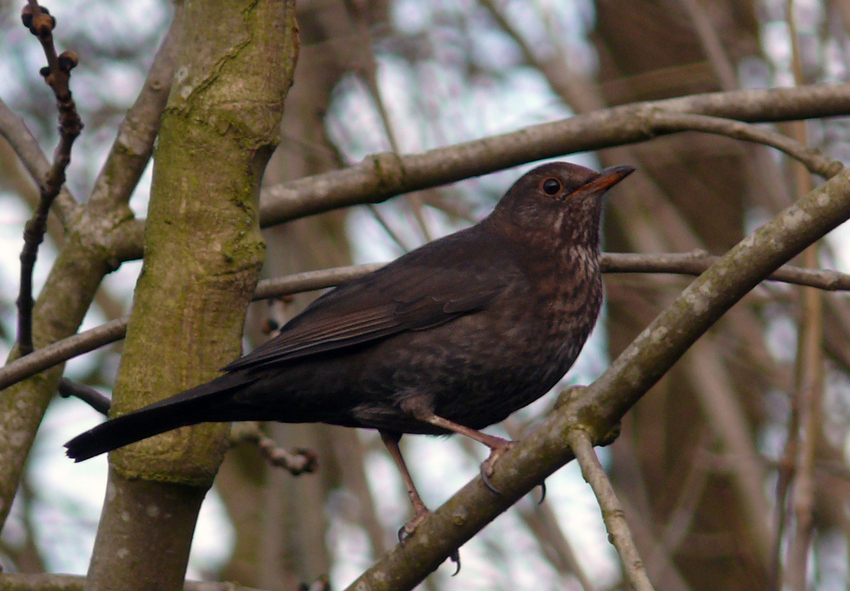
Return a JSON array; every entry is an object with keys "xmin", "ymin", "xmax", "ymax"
[
  {"xmin": 397, "ymin": 510, "xmax": 429, "ymax": 545},
  {"xmin": 397, "ymin": 510, "xmax": 461, "ymax": 574},
  {"xmin": 479, "ymin": 439, "xmax": 515, "ymax": 494}
]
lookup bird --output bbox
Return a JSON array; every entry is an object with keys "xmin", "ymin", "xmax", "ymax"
[{"xmin": 65, "ymin": 161, "xmax": 634, "ymax": 536}]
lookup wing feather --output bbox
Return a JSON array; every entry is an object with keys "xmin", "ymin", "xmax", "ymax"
[{"xmin": 225, "ymin": 227, "xmax": 518, "ymax": 372}]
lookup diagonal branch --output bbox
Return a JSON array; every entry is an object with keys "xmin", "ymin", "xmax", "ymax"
[
  {"xmin": 567, "ymin": 427, "xmax": 655, "ymax": 591},
  {"xmin": 87, "ymin": 2, "xmax": 184, "ymax": 212},
  {"xmin": 341, "ymin": 156, "xmax": 850, "ymax": 591},
  {"xmin": 0, "ymin": 97, "xmax": 77, "ymax": 223}
]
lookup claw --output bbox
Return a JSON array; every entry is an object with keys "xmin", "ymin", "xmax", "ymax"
[
  {"xmin": 479, "ymin": 439, "xmax": 514, "ymax": 494},
  {"xmin": 480, "ymin": 466, "xmax": 501, "ymax": 494},
  {"xmin": 450, "ymin": 549, "xmax": 461, "ymax": 575},
  {"xmin": 537, "ymin": 481, "xmax": 546, "ymax": 504},
  {"xmin": 397, "ymin": 509, "xmax": 429, "ymax": 545}
]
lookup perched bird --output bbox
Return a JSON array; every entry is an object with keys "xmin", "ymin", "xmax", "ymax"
[{"xmin": 65, "ymin": 162, "xmax": 633, "ymax": 535}]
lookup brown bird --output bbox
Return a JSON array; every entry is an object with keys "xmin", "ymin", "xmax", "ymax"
[{"xmin": 65, "ymin": 162, "xmax": 634, "ymax": 536}]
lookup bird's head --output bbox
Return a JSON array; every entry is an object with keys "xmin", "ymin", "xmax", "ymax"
[{"xmin": 486, "ymin": 162, "xmax": 634, "ymax": 250}]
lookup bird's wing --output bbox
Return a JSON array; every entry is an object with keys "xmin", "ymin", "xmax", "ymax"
[{"xmin": 225, "ymin": 231, "xmax": 516, "ymax": 371}]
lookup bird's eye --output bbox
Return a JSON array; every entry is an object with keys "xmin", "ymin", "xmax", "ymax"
[{"xmin": 542, "ymin": 179, "xmax": 561, "ymax": 195}]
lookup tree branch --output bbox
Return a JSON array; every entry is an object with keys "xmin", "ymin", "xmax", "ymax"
[
  {"xmin": 0, "ymin": 573, "xmax": 267, "ymax": 591},
  {"xmin": 259, "ymin": 85, "xmax": 850, "ymax": 227},
  {"xmin": 86, "ymin": 2, "xmax": 183, "ymax": 212},
  {"xmin": 17, "ymin": 1, "xmax": 83, "ymax": 355},
  {"xmin": 645, "ymin": 112, "xmax": 843, "ymax": 179},
  {"xmin": 567, "ymin": 427, "xmax": 655, "ymax": 591},
  {"xmin": 229, "ymin": 422, "xmax": 318, "ymax": 476},
  {"xmin": 0, "ymin": 96, "xmax": 77, "ymax": 223}
]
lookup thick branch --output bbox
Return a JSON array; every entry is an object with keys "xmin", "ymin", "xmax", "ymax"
[
  {"xmin": 83, "ymin": 1, "xmax": 299, "ymax": 589},
  {"xmin": 0, "ymin": 573, "xmax": 265, "ymax": 591},
  {"xmin": 342, "ymin": 157, "xmax": 850, "ymax": 591},
  {"xmin": 259, "ymin": 85, "xmax": 850, "ymax": 226},
  {"xmin": 87, "ymin": 3, "xmax": 183, "ymax": 213}
]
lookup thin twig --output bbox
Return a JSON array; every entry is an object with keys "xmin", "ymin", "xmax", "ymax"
[
  {"xmin": 17, "ymin": 2, "xmax": 83, "ymax": 355},
  {"xmin": 3, "ymin": 254, "xmax": 850, "ymax": 394},
  {"xmin": 0, "ymin": 97, "xmax": 77, "ymax": 223},
  {"xmin": 0, "ymin": 317, "xmax": 127, "ymax": 392},
  {"xmin": 647, "ymin": 112, "xmax": 843, "ymax": 179},
  {"xmin": 567, "ymin": 428, "xmax": 655, "ymax": 591},
  {"xmin": 602, "ymin": 251, "xmax": 850, "ymax": 290},
  {"xmin": 252, "ymin": 263, "xmax": 383, "ymax": 299},
  {"xmin": 229, "ymin": 421, "xmax": 318, "ymax": 475},
  {"xmin": 57, "ymin": 378, "xmax": 111, "ymax": 415}
]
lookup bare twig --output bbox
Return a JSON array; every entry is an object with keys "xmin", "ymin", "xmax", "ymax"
[
  {"xmin": 602, "ymin": 251, "xmax": 850, "ymax": 290},
  {"xmin": 646, "ymin": 112, "xmax": 843, "ymax": 179},
  {"xmin": 567, "ymin": 427, "xmax": 655, "ymax": 591},
  {"xmin": 0, "ymin": 317, "xmax": 127, "ymax": 392},
  {"xmin": 229, "ymin": 422, "xmax": 318, "ymax": 476},
  {"xmin": 0, "ymin": 97, "xmax": 77, "ymax": 223},
  {"xmin": 57, "ymin": 378, "xmax": 111, "ymax": 415},
  {"xmin": 17, "ymin": 2, "xmax": 83, "ymax": 355},
  {"xmin": 251, "ymin": 263, "xmax": 383, "ymax": 299}
]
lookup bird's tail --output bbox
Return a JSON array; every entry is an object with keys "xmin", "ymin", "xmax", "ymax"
[{"xmin": 64, "ymin": 372, "xmax": 256, "ymax": 462}]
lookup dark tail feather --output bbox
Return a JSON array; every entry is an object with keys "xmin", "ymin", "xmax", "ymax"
[{"xmin": 64, "ymin": 372, "xmax": 256, "ymax": 462}]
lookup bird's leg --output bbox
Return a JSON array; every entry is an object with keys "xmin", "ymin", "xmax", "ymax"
[
  {"xmin": 379, "ymin": 430, "xmax": 430, "ymax": 539},
  {"xmin": 380, "ymin": 429, "xmax": 461, "ymax": 571},
  {"xmin": 416, "ymin": 413, "xmax": 513, "ymax": 493}
]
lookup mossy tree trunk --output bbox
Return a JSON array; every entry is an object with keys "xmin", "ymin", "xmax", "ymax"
[{"xmin": 83, "ymin": 1, "xmax": 299, "ymax": 589}]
